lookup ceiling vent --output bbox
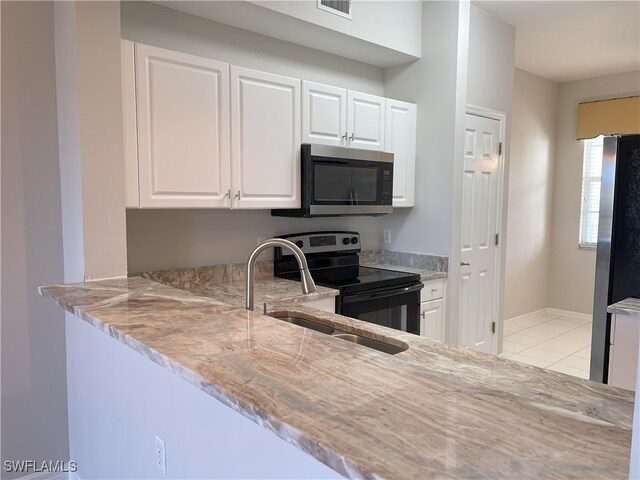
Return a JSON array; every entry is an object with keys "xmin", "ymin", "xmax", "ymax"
[{"xmin": 317, "ymin": 0, "xmax": 352, "ymax": 19}]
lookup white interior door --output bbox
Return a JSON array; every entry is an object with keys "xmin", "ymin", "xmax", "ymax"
[
  {"xmin": 135, "ymin": 43, "xmax": 231, "ymax": 208},
  {"xmin": 302, "ymin": 81, "xmax": 347, "ymax": 146},
  {"xmin": 459, "ymin": 113, "xmax": 501, "ymax": 354}
]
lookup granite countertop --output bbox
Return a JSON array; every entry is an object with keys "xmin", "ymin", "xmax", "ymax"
[
  {"xmin": 608, "ymin": 297, "xmax": 640, "ymax": 317},
  {"xmin": 39, "ymin": 277, "xmax": 634, "ymax": 479},
  {"xmin": 361, "ymin": 262, "xmax": 447, "ymax": 281},
  {"xmin": 186, "ymin": 277, "xmax": 338, "ymax": 310}
]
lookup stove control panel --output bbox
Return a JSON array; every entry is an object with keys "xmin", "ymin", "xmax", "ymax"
[{"xmin": 277, "ymin": 231, "xmax": 360, "ymax": 255}]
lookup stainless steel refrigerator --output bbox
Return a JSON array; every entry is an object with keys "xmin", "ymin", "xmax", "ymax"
[{"xmin": 591, "ymin": 134, "xmax": 640, "ymax": 383}]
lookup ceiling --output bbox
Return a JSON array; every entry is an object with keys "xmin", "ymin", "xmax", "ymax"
[{"xmin": 473, "ymin": 1, "xmax": 640, "ymax": 83}]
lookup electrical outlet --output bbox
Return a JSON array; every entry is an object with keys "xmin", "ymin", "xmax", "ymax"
[
  {"xmin": 155, "ymin": 435, "xmax": 167, "ymax": 476},
  {"xmin": 383, "ymin": 229, "xmax": 392, "ymax": 244}
]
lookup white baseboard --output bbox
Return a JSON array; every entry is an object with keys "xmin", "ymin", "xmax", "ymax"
[
  {"xmin": 546, "ymin": 308, "xmax": 592, "ymax": 322},
  {"xmin": 504, "ymin": 308, "xmax": 548, "ymax": 323},
  {"xmin": 505, "ymin": 307, "xmax": 592, "ymax": 323}
]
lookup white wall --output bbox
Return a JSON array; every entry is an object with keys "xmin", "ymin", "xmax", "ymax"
[
  {"xmin": 549, "ymin": 70, "xmax": 640, "ymax": 314},
  {"xmin": 381, "ymin": 1, "xmax": 469, "ymax": 257},
  {"xmin": 122, "ymin": 1, "xmax": 383, "ymax": 95},
  {"xmin": 55, "ymin": 1, "xmax": 128, "ymax": 281},
  {"xmin": 122, "ymin": 1, "xmax": 388, "ymax": 272},
  {"xmin": 251, "ymin": 0, "xmax": 422, "ymax": 58},
  {"xmin": 504, "ymin": 69, "xmax": 558, "ymax": 319},
  {"xmin": 466, "ymin": 5, "xmax": 515, "ymax": 118},
  {"xmin": 1, "ymin": 2, "xmax": 69, "ymax": 476},
  {"xmin": 127, "ymin": 210, "xmax": 384, "ymax": 272},
  {"xmin": 65, "ymin": 314, "xmax": 341, "ymax": 478}
]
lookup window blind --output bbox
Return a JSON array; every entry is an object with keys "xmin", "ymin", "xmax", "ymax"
[{"xmin": 579, "ymin": 136, "xmax": 604, "ymax": 246}]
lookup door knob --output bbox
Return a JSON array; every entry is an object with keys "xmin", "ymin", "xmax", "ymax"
[{"xmin": 460, "ymin": 262, "xmax": 470, "ymax": 266}]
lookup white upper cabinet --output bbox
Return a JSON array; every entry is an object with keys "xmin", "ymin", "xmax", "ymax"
[
  {"xmin": 347, "ymin": 90, "xmax": 386, "ymax": 151},
  {"xmin": 135, "ymin": 44, "xmax": 231, "ymax": 208},
  {"xmin": 302, "ymin": 81, "xmax": 347, "ymax": 147},
  {"xmin": 302, "ymin": 83, "xmax": 388, "ymax": 151},
  {"xmin": 385, "ymin": 99, "xmax": 417, "ymax": 207},
  {"xmin": 230, "ymin": 67, "xmax": 301, "ymax": 209},
  {"xmin": 122, "ymin": 42, "xmax": 417, "ymax": 210}
]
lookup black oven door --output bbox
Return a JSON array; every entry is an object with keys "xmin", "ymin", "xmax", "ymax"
[{"xmin": 339, "ymin": 283, "xmax": 423, "ymax": 335}]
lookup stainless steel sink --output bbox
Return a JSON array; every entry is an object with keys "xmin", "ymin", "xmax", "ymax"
[
  {"xmin": 271, "ymin": 315, "xmax": 336, "ymax": 335},
  {"xmin": 332, "ymin": 333, "xmax": 407, "ymax": 355},
  {"xmin": 270, "ymin": 314, "xmax": 407, "ymax": 355}
]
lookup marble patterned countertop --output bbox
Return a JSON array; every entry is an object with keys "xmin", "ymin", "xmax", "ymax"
[
  {"xmin": 608, "ymin": 297, "xmax": 640, "ymax": 317},
  {"xmin": 39, "ymin": 277, "xmax": 634, "ymax": 479},
  {"xmin": 360, "ymin": 262, "xmax": 447, "ymax": 281}
]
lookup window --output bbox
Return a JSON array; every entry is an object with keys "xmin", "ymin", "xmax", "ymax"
[{"xmin": 579, "ymin": 135, "xmax": 604, "ymax": 247}]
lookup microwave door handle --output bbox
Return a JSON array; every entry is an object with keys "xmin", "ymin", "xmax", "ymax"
[{"xmin": 341, "ymin": 283, "xmax": 424, "ymax": 303}]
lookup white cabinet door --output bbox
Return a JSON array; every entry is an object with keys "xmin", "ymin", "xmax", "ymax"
[
  {"xmin": 385, "ymin": 99, "xmax": 416, "ymax": 207},
  {"xmin": 302, "ymin": 81, "xmax": 347, "ymax": 147},
  {"xmin": 420, "ymin": 299, "xmax": 445, "ymax": 341},
  {"xmin": 121, "ymin": 40, "xmax": 139, "ymax": 208},
  {"xmin": 347, "ymin": 91, "xmax": 385, "ymax": 151},
  {"xmin": 135, "ymin": 44, "xmax": 231, "ymax": 208},
  {"xmin": 608, "ymin": 313, "xmax": 639, "ymax": 391},
  {"xmin": 231, "ymin": 67, "xmax": 301, "ymax": 209}
]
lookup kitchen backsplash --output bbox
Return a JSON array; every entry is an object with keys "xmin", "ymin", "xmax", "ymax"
[
  {"xmin": 139, "ymin": 249, "xmax": 448, "ymax": 290},
  {"xmin": 139, "ymin": 260, "xmax": 273, "ymax": 289}
]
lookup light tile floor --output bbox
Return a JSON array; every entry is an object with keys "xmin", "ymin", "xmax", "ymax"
[{"xmin": 500, "ymin": 310, "xmax": 592, "ymax": 379}]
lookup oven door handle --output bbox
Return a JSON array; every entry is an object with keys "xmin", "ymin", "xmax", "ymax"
[{"xmin": 341, "ymin": 283, "xmax": 424, "ymax": 303}]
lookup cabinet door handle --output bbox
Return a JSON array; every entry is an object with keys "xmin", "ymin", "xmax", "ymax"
[
  {"xmin": 234, "ymin": 190, "xmax": 241, "ymax": 200},
  {"xmin": 460, "ymin": 262, "xmax": 470, "ymax": 266},
  {"xmin": 349, "ymin": 133, "xmax": 355, "ymax": 142},
  {"xmin": 420, "ymin": 311, "xmax": 426, "ymax": 319},
  {"xmin": 224, "ymin": 189, "xmax": 231, "ymax": 206}
]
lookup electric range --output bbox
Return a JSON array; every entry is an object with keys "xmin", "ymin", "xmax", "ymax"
[{"xmin": 274, "ymin": 231, "xmax": 423, "ymax": 335}]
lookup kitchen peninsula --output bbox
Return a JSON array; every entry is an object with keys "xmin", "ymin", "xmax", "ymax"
[{"xmin": 40, "ymin": 276, "xmax": 634, "ymax": 479}]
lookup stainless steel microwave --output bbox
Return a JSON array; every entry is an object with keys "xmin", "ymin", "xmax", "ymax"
[{"xmin": 272, "ymin": 144, "xmax": 394, "ymax": 218}]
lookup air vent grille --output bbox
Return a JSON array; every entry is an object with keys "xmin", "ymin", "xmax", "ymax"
[{"xmin": 318, "ymin": 0, "xmax": 352, "ymax": 19}]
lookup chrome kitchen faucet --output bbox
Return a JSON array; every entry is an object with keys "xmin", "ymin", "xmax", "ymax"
[{"xmin": 245, "ymin": 238, "xmax": 316, "ymax": 311}]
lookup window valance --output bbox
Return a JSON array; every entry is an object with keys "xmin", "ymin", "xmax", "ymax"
[{"xmin": 576, "ymin": 95, "xmax": 640, "ymax": 140}]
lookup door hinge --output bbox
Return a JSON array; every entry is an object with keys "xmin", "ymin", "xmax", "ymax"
[
  {"xmin": 498, "ymin": 142, "xmax": 503, "ymax": 156},
  {"xmin": 495, "ymin": 233, "xmax": 499, "ymax": 246},
  {"xmin": 491, "ymin": 322, "xmax": 496, "ymax": 334}
]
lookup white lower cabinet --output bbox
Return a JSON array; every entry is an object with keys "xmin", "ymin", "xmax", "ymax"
[
  {"xmin": 420, "ymin": 278, "xmax": 446, "ymax": 341},
  {"xmin": 608, "ymin": 313, "xmax": 639, "ymax": 391},
  {"xmin": 420, "ymin": 299, "xmax": 445, "ymax": 341}
]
